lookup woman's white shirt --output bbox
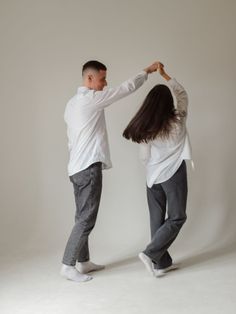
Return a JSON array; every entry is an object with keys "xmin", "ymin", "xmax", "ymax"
[{"xmin": 139, "ymin": 78, "xmax": 192, "ymax": 188}]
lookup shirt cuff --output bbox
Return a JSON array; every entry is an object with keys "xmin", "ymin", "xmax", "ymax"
[
  {"xmin": 168, "ymin": 78, "xmax": 178, "ymax": 87},
  {"xmin": 139, "ymin": 70, "xmax": 148, "ymax": 80}
]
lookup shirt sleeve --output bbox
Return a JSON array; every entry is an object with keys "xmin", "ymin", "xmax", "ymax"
[
  {"xmin": 168, "ymin": 78, "xmax": 188, "ymax": 115},
  {"xmin": 92, "ymin": 71, "xmax": 148, "ymax": 109},
  {"xmin": 139, "ymin": 142, "xmax": 151, "ymax": 164}
]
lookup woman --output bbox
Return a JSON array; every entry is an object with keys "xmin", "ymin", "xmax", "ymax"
[{"xmin": 123, "ymin": 62, "xmax": 192, "ymax": 277}]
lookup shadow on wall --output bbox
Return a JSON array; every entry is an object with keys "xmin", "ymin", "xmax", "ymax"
[{"xmin": 186, "ymin": 118, "xmax": 236, "ymax": 253}]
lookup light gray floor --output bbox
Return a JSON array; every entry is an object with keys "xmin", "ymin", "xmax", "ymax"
[{"xmin": 1, "ymin": 244, "xmax": 236, "ymax": 314}]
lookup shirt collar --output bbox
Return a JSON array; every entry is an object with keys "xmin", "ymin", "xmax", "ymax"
[{"xmin": 77, "ymin": 86, "xmax": 90, "ymax": 93}]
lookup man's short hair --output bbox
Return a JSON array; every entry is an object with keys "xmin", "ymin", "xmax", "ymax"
[{"xmin": 82, "ymin": 60, "xmax": 107, "ymax": 75}]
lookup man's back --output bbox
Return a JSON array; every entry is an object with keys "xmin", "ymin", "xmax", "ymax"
[
  {"xmin": 64, "ymin": 86, "xmax": 111, "ymax": 176},
  {"xmin": 64, "ymin": 70, "xmax": 149, "ymax": 176}
]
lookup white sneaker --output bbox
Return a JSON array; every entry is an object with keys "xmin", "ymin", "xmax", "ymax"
[{"xmin": 154, "ymin": 263, "xmax": 179, "ymax": 277}]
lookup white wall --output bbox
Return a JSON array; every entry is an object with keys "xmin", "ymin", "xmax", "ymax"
[{"xmin": 0, "ymin": 0, "xmax": 236, "ymax": 261}]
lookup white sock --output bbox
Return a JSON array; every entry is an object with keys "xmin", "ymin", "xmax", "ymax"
[
  {"xmin": 138, "ymin": 252, "xmax": 154, "ymax": 276},
  {"xmin": 60, "ymin": 264, "xmax": 92, "ymax": 282},
  {"xmin": 77, "ymin": 261, "xmax": 105, "ymax": 274}
]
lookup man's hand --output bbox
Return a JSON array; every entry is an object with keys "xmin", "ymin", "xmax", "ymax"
[
  {"xmin": 144, "ymin": 61, "xmax": 172, "ymax": 81},
  {"xmin": 144, "ymin": 62, "xmax": 159, "ymax": 74}
]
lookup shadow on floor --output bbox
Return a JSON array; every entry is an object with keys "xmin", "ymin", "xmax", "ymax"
[
  {"xmin": 105, "ymin": 256, "xmax": 138, "ymax": 270},
  {"xmin": 180, "ymin": 241, "xmax": 236, "ymax": 269},
  {"xmin": 104, "ymin": 241, "xmax": 236, "ymax": 271}
]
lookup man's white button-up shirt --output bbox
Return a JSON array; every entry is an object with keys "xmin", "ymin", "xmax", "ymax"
[{"xmin": 64, "ymin": 71, "xmax": 148, "ymax": 176}]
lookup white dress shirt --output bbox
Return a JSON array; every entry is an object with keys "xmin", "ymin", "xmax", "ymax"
[
  {"xmin": 64, "ymin": 71, "xmax": 148, "ymax": 176},
  {"xmin": 139, "ymin": 78, "xmax": 192, "ymax": 188}
]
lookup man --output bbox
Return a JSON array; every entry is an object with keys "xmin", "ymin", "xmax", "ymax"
[{"xmin": 61, "ymin": 60, "xmax": 159, "ymax": 282}]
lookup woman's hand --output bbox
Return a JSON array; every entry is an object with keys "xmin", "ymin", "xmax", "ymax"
[{"xmin": 157, "ymin": 62, "xmax": 171, "ymax": 81}]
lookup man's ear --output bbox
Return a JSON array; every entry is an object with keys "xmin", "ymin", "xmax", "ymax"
[{"xmin": 88, "ymin": 74, "xmax": 93, "ymax": 81}]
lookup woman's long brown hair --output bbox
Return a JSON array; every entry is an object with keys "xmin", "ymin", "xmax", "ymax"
[{"xmin": 123, "ymin": 84, "xmax": 180, "ymax": 143}]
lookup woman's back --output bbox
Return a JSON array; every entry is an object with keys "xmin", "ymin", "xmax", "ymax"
[{"xmin": 123, "ymin": 77, "xmax": 192, "ymax": 187}]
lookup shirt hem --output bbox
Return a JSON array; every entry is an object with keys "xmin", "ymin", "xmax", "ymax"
[
  {"xmin": 68, "ymin": 160, "xmax": 112, "ymax": 176},
  {"xmin": 147, "ymin": 158, "xmax": 190, "ymax": 188}
]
